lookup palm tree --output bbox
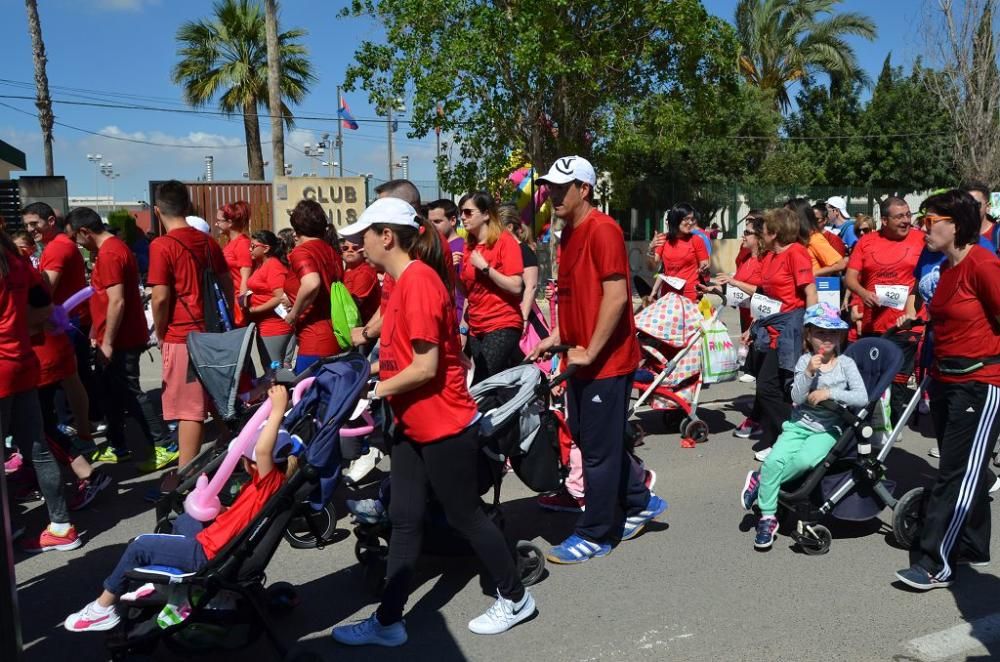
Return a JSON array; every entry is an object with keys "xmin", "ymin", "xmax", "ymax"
[
  {"xmin": 264, "ymin": 0, "xmax": 284, "ymax": 177},
  {"xmin": 24, "ymin": 0, "xmax": 54, "ymax": 175},
  {"xmin": 172, "ymin": 0, "xmax": 313, "ymax": 180},
  {"xmin": 735, "ymin": 0, "xmax": 877, "ymax": 111}
]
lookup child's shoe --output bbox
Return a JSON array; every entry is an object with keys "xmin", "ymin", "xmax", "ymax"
[
  {"xmin": 754, "ymin": 516, "xmax": 779, "ymax": 549},
  {"xmin": 740, "ymin": 470, "xmax": 760, "ymax": 511}
]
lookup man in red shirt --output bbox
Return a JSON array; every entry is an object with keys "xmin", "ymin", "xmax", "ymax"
[
  {"xmin": 68, "ymin": 207, "xmax": 176, "ymax": 472},
  {"xmin": 845, "ymin": 196, "xmax": 925, "ymax": 426},
  {"xmin": 530, "ymin": 156, "xmax": 664, "ymax": 564},
  {"xmin": 961, "ymin": 180, "xmax": 998, "ymax": 252},
  {"xmin": 147, "ymin": 181, "xmax": 231, "ymax": 468},
  {"xmin": 22, "ymin": 201, "xmax": 101, "ymax": 439}
]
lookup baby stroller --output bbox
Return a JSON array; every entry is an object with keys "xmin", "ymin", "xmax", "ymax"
[
  {"xmin": 352, "ymin": 363, "xmax": 565, "ymax": 594},
  {"xmin": 774, "ymin": 335, "xmax": 921, "ymax": 554},
  {"xmin": 106, "ymin": 354, "xmax": 370, "ymax": 660},
  {"xmin": 630, "ymin": 289, "xmax": 710, "ymax": 443}
]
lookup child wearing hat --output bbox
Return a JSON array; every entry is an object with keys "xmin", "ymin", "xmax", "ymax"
[{"xmin": 739, "ymin": 303, "xmax": 868, "ymax": 549}]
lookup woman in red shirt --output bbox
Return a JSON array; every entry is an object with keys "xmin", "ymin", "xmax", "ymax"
[
  {"xmin": 341, "ymin": 236, "xmax": 381, "ymax": 325},
  {"xmin": 893, "ymin": 190, "xmax": 1000, "ymax": 591},
  {"xmin": 284, "ymin": 200, "xmax": 343, "ymax": 373},
  {"xmin": 216, "ymin": 201, "xmax": 253, "ymax": 325},
  {"xmin": 459, "ymin": 191, "xmax": 524, "ymax": 383},
  {"xmin": 332, "ymin": 197, "xmax": 535, "ymax": 647},
  {"xmin": 244, "ymin": 230, "xmax": 294, "ymax": 366},
  {"xmin": 646, "ymin": 203, "xmax": 710, "ymax": 302}
]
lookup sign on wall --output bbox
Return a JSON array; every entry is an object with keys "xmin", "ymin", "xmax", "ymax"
[{"xmin": 272, "ymin": 176, "xmax": 366, "ymax": 230}]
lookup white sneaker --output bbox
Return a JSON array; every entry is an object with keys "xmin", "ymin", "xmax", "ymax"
[
  {"xmin": 344, "ymin": 448, "xmax": 384, "ymax": 485},
  {"xmin": 991, "ymin": 476, "xmax": 1000, "ymax": 494},
  {"xmin": 468, "ymin": 590, "xmax": 536, "ymax": 635},
  {"xmin": 64, "ymin": 601, "xmax": 120, "ymax": 632},
  {"xmin": 739, "ymin": 373, "xmax": 756, "ymax": 384},
  {"xmin": 928, "ymin": 447, "xmax": 941, "ymax": 459},
  {"xmin": 331, "ymin": 613, "xmax": 407, "ymax": 647},
  {"xmin": 754, "ymin": 447, "xmax": 772, "ymax": 462}
]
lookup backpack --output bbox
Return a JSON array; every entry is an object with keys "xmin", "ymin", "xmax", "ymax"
[
  {"xmin": 166, "ymin": 236, "xmax": 234, "ymax": 333},
  {"xmin": 329, "ymin": 281, "xmax": 360, "ymax": 350}
]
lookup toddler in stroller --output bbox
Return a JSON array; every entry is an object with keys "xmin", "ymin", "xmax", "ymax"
[{"xmin": 739, "ymin": 303, "xmax": 869, "ymax": 550}]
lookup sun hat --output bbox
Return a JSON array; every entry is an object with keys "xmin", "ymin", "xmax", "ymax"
[
  {"xmin": 536, "ymin": 156, "xmax": 597, "ymax": 187},
  {"xmin": 803, "ymin": 302, "xmax": 849, "ymax": 330},
  {"xmin": 826, "ymin": 196, "xmax": 851, "ymax": 219},
  {"xmin": 337, "ymin": 197, "xmax": 420, "ymax": 243}
]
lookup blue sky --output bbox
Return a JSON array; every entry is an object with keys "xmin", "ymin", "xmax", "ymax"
[{"xmin": 0, "ymin": 0, "xmax": 923, "ymax": 199}]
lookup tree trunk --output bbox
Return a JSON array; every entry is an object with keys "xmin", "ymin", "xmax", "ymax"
[
  {"xmin": 244, "ymin": 101, "xmax": 265, "ymax": 180},
  {"xmin": 24, "ymin": 0, "xmax": 54, "ymax": 176},
  {"xmin": 264, "ymin": 0, "xmax": 284, "ymax": 178}
]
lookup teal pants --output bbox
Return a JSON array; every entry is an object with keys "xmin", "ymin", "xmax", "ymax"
[{"xmin": 758, "ymin": 420, "xmax": 837, "ymax": 516}]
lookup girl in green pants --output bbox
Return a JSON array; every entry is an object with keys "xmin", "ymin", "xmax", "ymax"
[{"xmin": 740, "ymin": 302, "xmax": 868, "ymax": 549}]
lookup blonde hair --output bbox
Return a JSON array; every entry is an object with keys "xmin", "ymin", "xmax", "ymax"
[
  {"xmin": 855, "ymin": 213, "xmax": 876, "ymax": 232},
  {"xmin": 764, "ymin": 208, "xmax": 801, "ymax": 246},
  {"xmin": 460, "ymin": 191, "xmax": 504, "ymax": 249}
]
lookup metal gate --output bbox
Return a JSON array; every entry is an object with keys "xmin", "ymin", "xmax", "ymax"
[{"xmin": 148, "ymin": 181, "xmax": 272, "ymax": 236}]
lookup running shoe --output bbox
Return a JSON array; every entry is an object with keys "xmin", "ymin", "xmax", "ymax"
[
  {"xmin": 22, "ymin": 525, "xmax": 82, "ymax": 553},
  {"xmin": 754, "ymin": 516, "xmax": 779, "ymax": 549},
  {"xmin": 546, "ymin": 534, "xmax": 611, "ymax": 564},
  {"xmin": 331, "ymin": 613, "xmax": 407, "ymax": 647},
  {"xmin": 68, "ymin": 470, "xmax": 113, "ymax": 511},
  {"xmin": 4, "ymin": 451, "xmax": 22, "ymax": 475},
  {"xmin": 956, "ymin": 556, "xmax": 991, "ymax": 567},
  {"xmin": 754, "ymin": 447, "xmax": 772, "ymax": 462},
  {"xmin": 991, "ymin": 476, "xmax": 1000, "ymax": 494},
  {"xmin": 468, "ymin": 590, "xmax": 536, "ymax": 635},
  {"xmin": 621, "ymin": 494, "xmax": 669, "ymax": 541},
  {"xmin": 91, "ymin": 447, "xmax": 131, "ymax": 464},
  {"xmin": 894, "ymin": 564, "xmax": 952, "ymax": 590},
  {"xmin": 537, "ymin": 490, "xmax": 585, "ymax": 513},
  {"xmin": 740, "ymin": 470, "xmax": 761, "ymax": 511},
  {"xmin": 738, "ymin": 373, "xmax": 756, "ymax": 384},
  {"xmin": 136, "ymin": 446, "xmax": 179, "ymax": 473},
  {"xmin": 344, "ymin": 448, "xmax": 384, "ymax": 485},
  {"xmin": 734, "ymin": 418, "xmax": 761, "ymax": 439},
  {"xmin": 64, "ymin": 601, "xmax": 120, "ymax": 632},
  {"xmin": 928, "ymin": 446, "xmax": 940, "ymax": 459},
  {"xmin": 346, "ymin": 498, "xmax": 387, "ymax": 525},
  {"xmin": 120, "ymin": 582, "xmax": 158, "ymax": 602}
]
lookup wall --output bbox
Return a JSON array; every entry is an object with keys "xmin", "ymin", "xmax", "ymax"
[{"xmin": 272, "ymin": 176, "xmax": 366, "ymax": 231}]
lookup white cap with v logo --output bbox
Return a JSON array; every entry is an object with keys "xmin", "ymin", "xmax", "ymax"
[{"xmin": 537, "ymin": 155, "xmax": 597, "ymax": 187}]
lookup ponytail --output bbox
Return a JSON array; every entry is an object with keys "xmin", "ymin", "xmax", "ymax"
[{"xmin": 371, "ymin": 216, "xmax": 455, "ymax": 302}]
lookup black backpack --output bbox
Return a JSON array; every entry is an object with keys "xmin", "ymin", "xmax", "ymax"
[{"xmin": 166, "ymin": 236, "xmax": 234, "ymax": 333}]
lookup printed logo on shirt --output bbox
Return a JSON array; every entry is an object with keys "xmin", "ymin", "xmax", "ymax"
[{"xmin": 592, "ymin": 394, "xmax": 603, "ymax": 404}]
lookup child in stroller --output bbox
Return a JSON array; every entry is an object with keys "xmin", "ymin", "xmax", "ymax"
[
  {"xmin": 738, "ymin": 303, "xmax": 868, "ymax": 550},
  {"xmin": 64, "ymin": 384, "xmax": 298, "ymax": 633}
]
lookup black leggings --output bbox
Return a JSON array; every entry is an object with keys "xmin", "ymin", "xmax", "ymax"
[
  {"xmin": 377, "ymin": 425, "xmax": 524, "ymax": 625},
  {"xmin": 468, "ymin": 327, "xmax": 521, "ymax": 385},
  {"xmin": 755, "ymin": 349, "xmax": 792, "ymax": 448}
]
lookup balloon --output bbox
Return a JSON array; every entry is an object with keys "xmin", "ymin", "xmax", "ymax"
[
  {"xmin": 62, "ymin": 286, "xmax": 94, "ymax": 313},
  {"xmin": 48, "ymin": 286, "xmax": 93, "ymax": 334}
]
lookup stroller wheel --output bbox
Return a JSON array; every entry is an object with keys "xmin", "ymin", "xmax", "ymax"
[
  {"xmin": 283, "ymin": 502, "xmax": 337, "ymax": 549},
  {"xmin": 354, "ymin": 532, "xmax": 389, "ymax": 565},
  {"xmin": 800, "ymin": 524, "xmax": 832, "ymax": 555},
  {"xmin": 892, "ymin": 487, "xmax": 926, "ymax": 550},
  {"xmin": 686, "ymin": 419, "xmax": 709, "ymax": 443},
  {"xmin": 515, "ymin": 540, "xmax": 546, "ymax": 586}
]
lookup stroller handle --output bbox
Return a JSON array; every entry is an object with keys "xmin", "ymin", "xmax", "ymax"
[{"xmin": 881, "ymin": 317, "xmax": 926, "ymax": 339}]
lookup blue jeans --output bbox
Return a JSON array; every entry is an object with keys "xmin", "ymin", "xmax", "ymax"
[{"xmin": 103, "ymin": 514, "xmax": 208, "ymax": 595}]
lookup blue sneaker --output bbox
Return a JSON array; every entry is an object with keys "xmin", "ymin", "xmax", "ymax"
[
  {"xmin": 754, "ymin": 516, "xmax": 779, "ymax": 549},
  {"xmin": 332, "ymin": 613, "xmax": 407, "ymax": 647},
  {"xmin": 546, "ymin": 534, "xmax": 611, "ymax": 564},
  {"xmin": 740, "ymin": 471, "xmax": 760, "ymax": 511},
  {"xmin": 621, "ymin": 494, "xmax": 668, "ymax": 541},
  {"xmin": 895, "ymin": 564, "xmax": 953, "ymax": 591}
]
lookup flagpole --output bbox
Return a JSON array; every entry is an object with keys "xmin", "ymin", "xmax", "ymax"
[{"xmin": 336, "ymin": 85, "xmax": 345, "ymax": 178}]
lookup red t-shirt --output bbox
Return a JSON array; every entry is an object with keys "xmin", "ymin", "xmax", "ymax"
[
  {"xmin": 735, "ymin": 246, "xmax": 752, "ymax": 269},
  {"xmin": 147, "ymin": 226, "xmax": 229, "ymax": 344},
  {"xmin": 460, "ymin": 232, "xmax": 524, "ymax": 334},
  {"xmin": 758, "ymin": 243, "xmax": 814, "ymax": 312},
  {"xmin": 284, "ymin": 239, "xmax": 342, "ymax": 356},
  {"xmin": 380, "ymin": 260, "xmax": 478, "ymax": 443},
  {"xmin": 89, "ymin": 235, "xmax": 149, "ymax": 350},
  {"xmin": 344, "ymin": 261, "xmax": 381, "ymax": 323},
  {"xmin": 31, "ymin": 329, "xmax": 76, "ymax": 387},
  {"xmin": 0, "ymin": 252, "xmax": 41, "ymax": 398},
  {"xmin": 656, "ymin": 234, "xmax": 708, "ymax": 302},
  {"xmin": 823, "ymin": 230, "xmax": 847, "ymax": 257},
  {"xmin": 847, "ymin": 229, "xmax": 925, "ymax": 334},
  {"xmin": 40, "ymin": 233, "xmax": 90, "ymax": 325},
  {"xmin": 557, "ymin": 209, "xmax": 640, "ymax": 380},
  {"xmin": 733, "ymin": 254, "xmax": 763, "ymax": 331},
  {"xmin": 223, "ymin": 233, "xmax": 252, "ymax": 294},
  {"xmin": 247, "ymin": 257, "xmax": 293, "ymax": 338},
  {"xmin": 380, "ymin": 273, "xmax": 395, "ymax": 316},
  {"xmin": 196, "ymin": 469, "xmax": 285, "ymax": 559},
  {"xmin": 929, "ymin": 246, "xmax": 1000, "ymax": 385}
]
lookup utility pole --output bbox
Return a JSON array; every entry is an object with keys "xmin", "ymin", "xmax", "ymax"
[
  {"xmin": 336, "ymin": 85, "xmax": 344, "ymax": 177},
  {"xmin": 386, "ymin": 104, "xmax": 394, "ymax": 181}
]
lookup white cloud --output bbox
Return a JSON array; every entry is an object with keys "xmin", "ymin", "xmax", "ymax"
[{"xmin": 93, "ymin": 0, "xmax": 161, "ymax": 11}]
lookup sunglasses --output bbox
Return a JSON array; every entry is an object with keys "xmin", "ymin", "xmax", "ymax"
[
  {"xmin": 460, "ymin": 208, "xmax": 478, "ymax": 218},
  {"xmin": 857, "ymin": 227, "xmax": 873, "ymax": 236},
  {"xmin": 743, "ymin": 230, "xmax": 758, "ymax": 237},
  {"xmin": 340, "ymin": 243, "xmax": 363, "ymax": 253},
  {"xmin": 250, "ymin": 242, "xmax": 268, "ymax": 250},
  {"xmin": 922, "ymin": 213, "xmax": 953, "ymax": 230}
]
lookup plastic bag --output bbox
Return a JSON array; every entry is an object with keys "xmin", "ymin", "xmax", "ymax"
[{"xmin": 701, "ymin": 317, "xmax": 739, "ymax": 384}]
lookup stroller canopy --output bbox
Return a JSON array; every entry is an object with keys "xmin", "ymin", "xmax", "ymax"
[
  {"xmin": 634, "ymin": 292, "xmax": 702, "ymax": 347},
  {"xmin": 186, "ymin": 324, "xmax": 261, "ymax": 422},
  {"xmin": 471, "ymin": 364, "xmax": 544, "ymax": 456}
]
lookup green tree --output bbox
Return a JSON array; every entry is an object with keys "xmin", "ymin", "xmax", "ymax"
[
  {"xmin": 172, "ymin": 0, "xmax": 314, "ymax": 180},
  {"xmin": 342, "ymin": 0, "xmax": 732, "ymax": 193},
  {"xmin": 735, "ymin": 0, "xmax": 876, "ymax": 111},
  {"xmin": 782, "ymin": 78, "xmax": 866, "ymax": 185}
]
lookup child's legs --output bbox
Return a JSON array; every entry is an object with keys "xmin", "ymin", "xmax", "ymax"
[
  {"xmin": 565, "ymin": 441, "xmax": 584, "ymax": 498},
  {"xmin": 102, "ymin": 533, "xmax": 208, "ymax": 598},
  {"xmin": 757, "ymin": 421, "xmax": 836, "ymax": 516}
]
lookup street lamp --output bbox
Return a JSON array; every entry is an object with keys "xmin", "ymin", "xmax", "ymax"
[
  {"xmin": 86, "ymin": 153, "xmax": 103, "ymax": 213},
  {"xmin": 304, "ymin": 135, "xmax": 331, "ymax": 176},
  {"xmin": 101, "ymin": 163, "xmax": 120, "ymax": 213},
  {"xmin": 321, "ymin": 161, "xmax": 339, "ymax": 177}
]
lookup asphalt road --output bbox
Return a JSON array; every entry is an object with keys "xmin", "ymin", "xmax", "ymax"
[{"xmin": 11, "ymin": 306, "xmax": 1000, "ymax": 662}]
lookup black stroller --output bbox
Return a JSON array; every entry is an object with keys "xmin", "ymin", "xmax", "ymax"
[
  {"xmin": 106, "ymin": 354, "xmax": 370, "ymax": 660},
  {"xmin": 352, "ymin": 363, "xmax": 567, "ymax": 594},
  {"xmin": 775, "ymin": 335, "xmax": 924, "ymax": 554}
]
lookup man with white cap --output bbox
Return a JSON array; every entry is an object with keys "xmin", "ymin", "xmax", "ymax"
[
  {"xmin": 528, "ymin": 156, "xmax": 665, "ymax": 564},
  {"xmin": 825, "ymin": 196, "xmax": 858, "ymax": 250}
]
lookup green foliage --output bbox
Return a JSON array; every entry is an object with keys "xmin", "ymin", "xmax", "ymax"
[
  {"xmin": 106, "ymin": 208, "xmax": 137, "ymax": 244},
  {"xmin": 341, "ymin": 0, "xmax": 732, "ymax": 193},
  {"xmin": 782, "ymin": 79, "xmax": 867, "ymax": 185}
]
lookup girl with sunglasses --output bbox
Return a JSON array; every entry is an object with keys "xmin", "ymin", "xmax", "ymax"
[
  {"xmin": 245, "ymin": 230, "xmax": 293, "ymax": 366},
  {"xmin": 341, "ymin": 238, "xmax": 381, "ymax": 325}
]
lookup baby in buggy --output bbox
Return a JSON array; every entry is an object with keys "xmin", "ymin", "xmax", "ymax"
[
  {"xmin": 738, "ymin": 303, "xmax": 868, "ymax": 549},
  {"xmin": 64, "ymin": 384, "xmax": 298, "ymax": 632}
]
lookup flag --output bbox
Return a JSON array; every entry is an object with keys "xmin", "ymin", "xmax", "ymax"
[{"xmin": 338, "ymin": 96, "xmax": 358, "ymax": 130}]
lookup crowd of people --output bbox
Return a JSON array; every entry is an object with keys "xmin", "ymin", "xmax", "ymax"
[{"xmin": 2, "ymin": 161, "xmax": 1000, "ymax": 647}]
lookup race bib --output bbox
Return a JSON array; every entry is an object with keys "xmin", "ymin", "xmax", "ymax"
[
  {"xmin": 657, "ymin": 274, "xmax": 687, "ymax": 292},
  {"xmin": 750, "ymin": 293, "xmax": 782, "ymax": 319},
  {"xmin": 274, "ymin": 303, "xmax": 289, "ymax": 320},
  {"xmin": 726, "ymin": 285, "xmax": 750, "ymax": 308},
  {"xmin": 875, "ymin": 284, "xmax": 908, "ymax": 311}
]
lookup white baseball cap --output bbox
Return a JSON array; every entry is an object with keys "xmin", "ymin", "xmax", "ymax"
[
  {"xmin": 185, "ymin": 216, "xmax": 211, "ymax": 234},
  {"xmin": 826, "ymin": 196, "xmax": 851, "ymax": 219},
  {"xmin": 338, "ymin": 197, "xmax": 420, "ymax": 242},
  {"xmin": 536, "ymin": 156, "xmax": 597, "ymax": 187}
]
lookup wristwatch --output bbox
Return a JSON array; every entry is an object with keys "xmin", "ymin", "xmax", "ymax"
[
  {"xmin": 480, "ymin": 265, "xmax": 490, "ymax": 276},
  {"xmin": 361, "ymin": 326, "xmax": 372, "ymax": 341}
]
